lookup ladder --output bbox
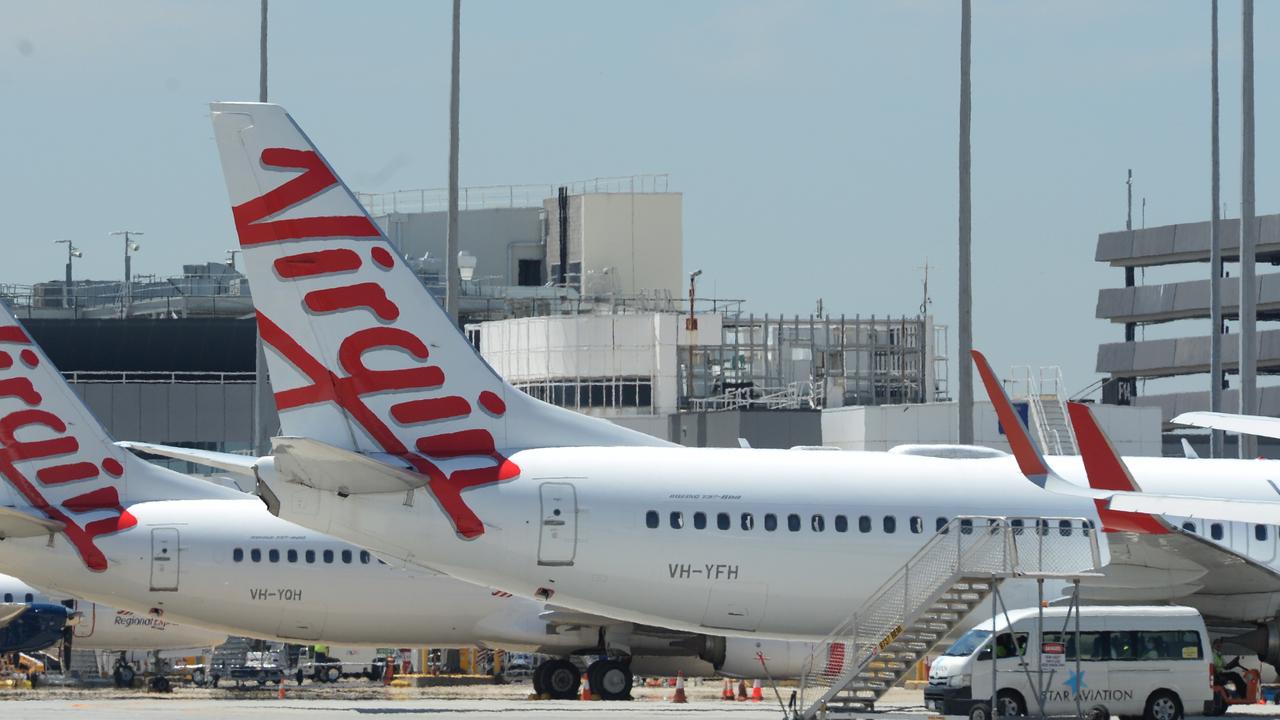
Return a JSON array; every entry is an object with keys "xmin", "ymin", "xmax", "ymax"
[
  {"xmin": 795, "ymin": 516, "xmax": 1103, "ymax": 719},
  {"xmin": 1011, "ymin": 366, "xmax": 1077, "ymax": 456}
]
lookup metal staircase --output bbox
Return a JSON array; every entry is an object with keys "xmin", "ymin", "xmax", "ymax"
[
  {"xmin": 795, "ymin": 516, "xmax": 1103, "ymax": 719},
  {"xmin": 1011, "ymin": 366, "xmax": 1077, "ymax": 456}
]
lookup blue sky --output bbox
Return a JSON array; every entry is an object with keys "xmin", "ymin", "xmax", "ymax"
[{"xmin": 3, "ymin": 1, "xmax": 1276, "ymax": 395}]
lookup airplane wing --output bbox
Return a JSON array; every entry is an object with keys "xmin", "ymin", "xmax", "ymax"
[
  {"xmin": 1172, "ymin": 411, "xmax": 1280, "ymax": 441},
  {"xmin": 116, "ymin": 441, "xmax": 259, "ymax": 477},
  {"xmin": 1107, "ymin": 493, "xmax": 1280, "ymax": 527},
  {"xmin": 0, "ymin": 507, "xmax": 64, "ymax": 539}
]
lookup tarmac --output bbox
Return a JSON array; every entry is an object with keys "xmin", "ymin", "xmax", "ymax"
[{"xmin": 4, "ymin": 684, "xmax": 1280, "ymax": 719}]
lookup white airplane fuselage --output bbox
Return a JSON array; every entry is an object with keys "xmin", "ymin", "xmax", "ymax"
[
  {"xmin": 0, "ymin": 497, "xmax": 562, "ymax": 649},
  {"xmin": 0, "ymin": 573, "xmax": 225, "ymax": 652},
  {"xmin": 260, "ymin": 446, "xmax": 1280, "ymax": 642}
]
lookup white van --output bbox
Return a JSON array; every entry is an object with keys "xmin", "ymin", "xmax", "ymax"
[{"xmin": 925, "ymin": 606, "xmax": 1212, "ymax": 720}]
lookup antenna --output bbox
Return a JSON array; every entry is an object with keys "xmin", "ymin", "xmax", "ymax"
[{"xmin": 917, "ymin": 259, "xmax": 935, "ymax": 316}]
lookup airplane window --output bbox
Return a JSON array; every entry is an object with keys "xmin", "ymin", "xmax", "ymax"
[
  {"xmin": 937, "ymin": 517, "xmax": 948, "ymax": 533},
  {"xmin": 960, "ymin": 518, "xmax": 974, "ymax": 535},
  {"xmin": 764, "ymin": 513, "xmax": 777, "ymax": 532},
  {"xmin": 24, "ymin": 594, "xmax": 33, "ymax": 603},
  {"xmin": 811, "ymin": 514, "xmax": 825, "ymax": 532},
  {"xmin": 741, "ymin": 513, "xmax": 754, "ymax": 531},
  {"xmin": 883, "ymin": 516, "xmax": 896, "ymax": 533},
  {"xmin": 268, "ymin": 549, "xmax": 280, "ymax": 563},
  {"xmin": 1181, "ymin": 522, "xmax": 1196, "ymax": 533},
  {"xmin": 693, "ymin": 512, "xmax": 707, "ymax": 530},
  {"xmin": 233, "ymin": 548, "xmax": 243, "ymax": 562},
  {"xmin": 835, "ymin": 515, "xmax": 848, "ymax": 533},
  {"xmin": 717, "ymin": 513, "xmax": 730, "ymax": 531},
  {"xmin": 1036, "ymin": 519, "xmax": 1049, "ymax": 536},
  {"xmin": 1211, "ymin": 523, "xmax": 1224, "ymax": 540},
  {"xmin": 787, "ymin": 513, "xmax": 801, "ymax": 532},
  {"xmin": 342, "ymin": 550, "xmax": 353, "ymax": 564},
  {"xmin": 1058, "ymin": 519, "xmax": 1073, "ymax": 537},
  {"xmin": 287, "ymin": 549, "xmax": 298, "ymax": 563},
  {"xmin": 670, "ymin": 512, "xmax": 684, "ymax": 529},
  {"xmin": 250, "ymin": 548, "xmax": 262, "ymax": 562},
  {"xmin": 1256, "ymin": 525, "xmax": 1268, "ymax": 542},
  {"xmin": 323, "ymin": 549, "xmax": 335, "ymax": 563},
  {"xmin": 306, "ymin": 550, "xmax": 316, "ymax": 564},
  {"xmin": 910, "ymin": 516, "xmax": 923, "ymax": 534},
  {"xmin": 645, "ymin": 511, "xmax": 659, "ymax": 529},
  {"xmin": 858, "ymin": 516, "xmax": 871, "ymax": 533},
  {"xmin": 360, "ymin": 551, "xmax": 372, "ymax": 564},
  {"xmin": 2, "ymin": 594, "xmax": 9, "ymax": 602},
  {"xmin": 1010, "ymin": 518, "xmax": 1024, "ymax": 528}
]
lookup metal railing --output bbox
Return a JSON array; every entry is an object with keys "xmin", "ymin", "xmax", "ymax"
[
  {"xmin": 62, "ymin": 371, "xmax": 256, "ymax": 385},
  {"xmin": 357, "ymin": 174, "xmax": 671, "ymax": 215},
  {"xmin": 687, "ymin": 381, "xmax": 824, "ymax": 412},
  {"xmin": 796, "ymin": 515, "xmax": 1102, "ymax": 719}
]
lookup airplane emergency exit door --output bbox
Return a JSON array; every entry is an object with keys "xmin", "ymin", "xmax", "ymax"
[
  {"xmin": 150, "ymin": 528, "xmax": 180, "ymax": 591},
  {"xmin": 537, "ymin": 483, "xmax": 577, "ymax": 566}
]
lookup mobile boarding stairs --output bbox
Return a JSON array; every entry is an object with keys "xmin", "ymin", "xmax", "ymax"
[{"xmin": 795, "ymin": 515, "xmax": 1104, "ymax": 719}]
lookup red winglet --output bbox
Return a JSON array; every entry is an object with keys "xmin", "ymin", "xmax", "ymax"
[
  {"xmin": 971, "ymin": 350, "xmax": 1051, "ymax": 484},
  {"xmin": 1067, "ymin": 402, "xmax": 1170, "ymax": 534}
]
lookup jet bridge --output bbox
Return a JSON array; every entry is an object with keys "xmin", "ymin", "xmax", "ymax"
[{"xmin": 795, "ymin": 515, "xmax": 1104, "ymax": 720}]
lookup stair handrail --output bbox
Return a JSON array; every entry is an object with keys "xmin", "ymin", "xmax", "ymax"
[{"xmin": 795, "ymin": 515, "xmax": 1102, "ymax": 719}]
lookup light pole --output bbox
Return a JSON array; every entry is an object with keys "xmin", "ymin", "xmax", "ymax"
[
  {"xmin": 53, "ymin": 240, "xmax": 82, "ymax": 310},
  {"xmin": 225, "ymin": 249, "xmax": 243, "ymax": 271},
  {"xmin": 686, "ymin": 269, "xmax": 703, "ymax": 407},
  {"xmin": 110, "ymin": 230, "xmax": 143, "ymax": 318}
]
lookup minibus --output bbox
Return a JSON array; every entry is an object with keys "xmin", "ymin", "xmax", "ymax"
[{"xmin": 925, "ymin": 606, "xmax": 1212, "ymax": 720}]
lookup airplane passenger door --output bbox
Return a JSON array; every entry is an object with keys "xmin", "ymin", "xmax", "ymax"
[
  {"xmin": 150, "ymin": 528, "xmax": 180, "ymax": 592},
  {"xmin": 537, "ymin": 483, "xmax": 577, "ymax": 566}
]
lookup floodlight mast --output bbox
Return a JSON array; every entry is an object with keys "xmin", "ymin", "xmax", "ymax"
[
  {"xmin": 54, "ymin": 239, "xmax": 82, "ymax": 311},
  {"xmin": 109, "ymin": 230, "xmax": 143, "ymax": 318}
]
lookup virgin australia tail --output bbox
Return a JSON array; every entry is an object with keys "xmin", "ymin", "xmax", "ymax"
[
  {"xmin": 0, "ymin": 305, "xmax": 239, "ymax": 571},
  {"xmin": 208, "ymin": 103, "xmax": 670, "ymax": 538}
]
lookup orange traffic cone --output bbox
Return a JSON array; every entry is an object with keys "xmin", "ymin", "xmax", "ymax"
[
  {"xmin": 737, "ymin": 679, "xmax": 748, "ymax": 701},
  {"xmin": 751, "ymin": 679, "xmax": 764, "ymax": 702},
  {"xmin": 277, "ymin": 683, "xmax": 286, "ymax": 700},
  {"xmin": 721, "ymin": 679, "xmax": 735, "ymax": 700},
  {"xmin": 580, "ymin": 673, "xmax": 592, "ymax": 701},
  {"xmin": 671, "ymin": 672, "xmax": 688, "ymax": 704}
]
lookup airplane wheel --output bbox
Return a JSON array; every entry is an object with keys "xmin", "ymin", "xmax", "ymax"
[
  {"xmin": 542, "ymin": 659, "xmax": 580, "ymax": 700},
  {"xmin": 114, "ymin": 664, "xmax": 136, "ymax": 688},
  {"xmin": 587, "ymin": 659, "xmax": 632, "ymax": 701},
  {"xmin": 532, "ymin": 661, "xmax": 549, "ymax": 696}
]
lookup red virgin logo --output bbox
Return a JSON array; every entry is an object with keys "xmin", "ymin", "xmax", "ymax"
[
  {"xmin": 234, "ymin": 148, "xmax": 519, "ymax": 540},
  {"xmin": 0, "ymin": 326, "xmax": 136, "ymax": 571}
]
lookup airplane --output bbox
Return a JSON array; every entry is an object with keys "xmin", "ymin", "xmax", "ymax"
[
  {"xmin": 975, "ymin": 350, "xmax": 1280, "ymax": 662},
  {"xmin": 0, "ymin": 596, "xmax": 74, "ymax": 658},
  {"xmin": 198, "ymin": 102, "xmax": 1280, "ymax": 660},
  {"xmin": 0, "ymin": 303, "xmax": 814, "ymax": 700},
  {"xmin": 201, "ymin": 101, "xmax": 1117, "ymax": 642},
  {"xmin": 0, "ymin": 572, "xmax": 225, "ymax": 654}
]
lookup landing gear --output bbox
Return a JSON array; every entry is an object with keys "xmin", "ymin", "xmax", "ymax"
[
  {"xmin": 534, "ymin": 659, "xmax": 581, "ymax": 700},
  {"xmin": 586, "ymin": 659, "xmax": 632, "ymax": 701},
  {"xmin": 112, "ymin": 660, "xmax": 135, "ymax": 688}
]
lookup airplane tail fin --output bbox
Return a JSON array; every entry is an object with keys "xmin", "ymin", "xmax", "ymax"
[
  {"xmin": 0, "ymin": 307, "xmax": 235, "ymax": 571},
  {"xmin": 208, "ymin": 103, "xmax": 669, "ymax": 538},
  {"xmin": 1066, "ymin": 402, "xmax": 1171, "ymax": 534},
  {"xmin": 970, "ymin": 350, "xmax": 1052, "ymax": 486}
]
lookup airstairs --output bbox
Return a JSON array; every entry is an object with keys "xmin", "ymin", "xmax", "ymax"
[
  {"xmin": 1011, "ymin": 366, "xmax": 1077, "ymax": 456},
  {"xmin": 795, "ymin": 516, "xmax": 1104, "ymax": 719}
]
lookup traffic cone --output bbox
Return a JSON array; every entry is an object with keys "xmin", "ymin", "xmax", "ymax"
[
  {"xmin": 580, "ymin": 673, "xmax": 592, "ymax": 701},
  {"xmin": 277, "ymin": 683, "xmax": 286, "ymax": 700},
  {"xmin": 751, "ymin": 679, "xmax": 764, "ymax": 702},
  {"xmin": 671, "ymin": 672, "xmax": 688, "ymax": 703},
  {"xmin": 737, "ymin": 679, "xmax": 748, "ymax": 701},
  {"xmin": 721, "ymin": 679, "xmax": 735, "ymax": 700}
]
